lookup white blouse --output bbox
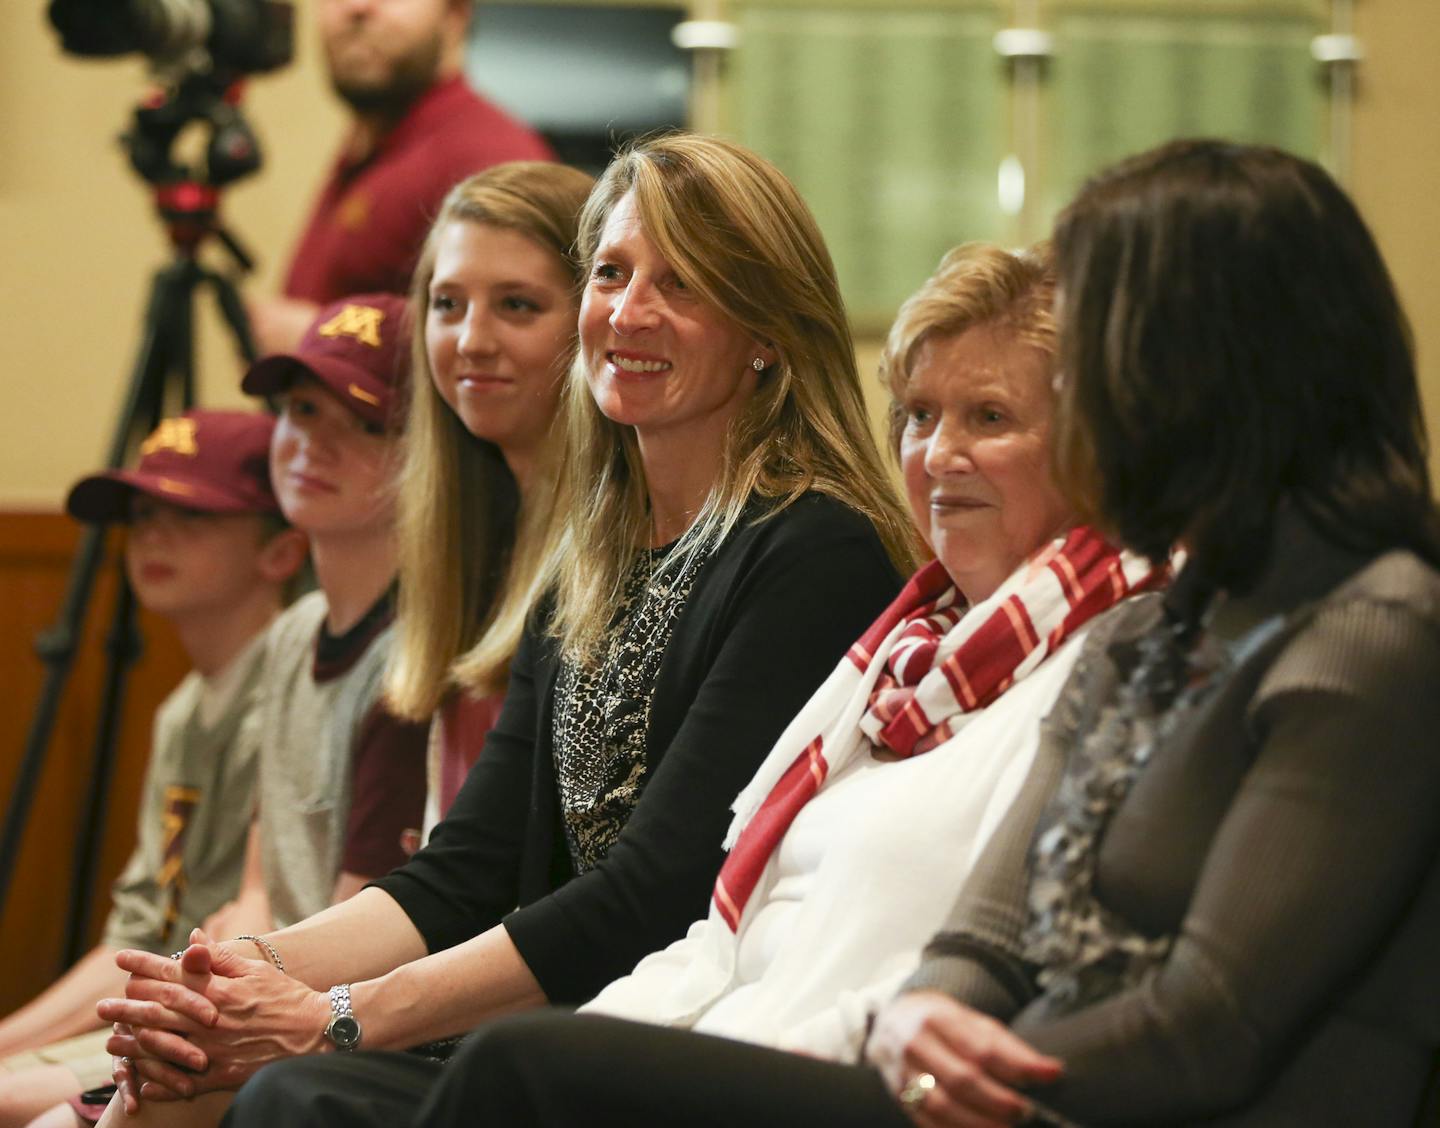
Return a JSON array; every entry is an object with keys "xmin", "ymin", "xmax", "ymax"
[{"xmin": 583, "ymin": 628, "xmax": 1090, "ymax": 1060}]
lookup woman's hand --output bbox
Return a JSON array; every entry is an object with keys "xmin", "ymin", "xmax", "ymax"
[
  {"xmin": 99, "ymin": 934, "xmax": 332, "ymax": 1098},
  {"xmin": 109, "ymin": 1021, "xmax": 151, "ymax": 1115},
  {"xmin": 104, "ymin": 930, "xmax": 220, "ymax": 1108},
  {"xmin": 866, "ymin": 991, "xmax": 1063, "ymax": 1127},
  {"xmin": 109, "ymin": 1014, "xmax": 207, "ymax": 1105}
]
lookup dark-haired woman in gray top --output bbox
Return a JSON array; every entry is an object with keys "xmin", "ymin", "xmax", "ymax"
[{"xmin": 386, "ymin": 139, "xmax": 1440, "ymax": 1128}]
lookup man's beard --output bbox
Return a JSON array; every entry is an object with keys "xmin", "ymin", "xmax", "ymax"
[{"xmin": 329, "ymin": 31, "xmax": 444, "ymax": 119}]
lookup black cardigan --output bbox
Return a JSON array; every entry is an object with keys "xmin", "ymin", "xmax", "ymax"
[{"xmin": 373, "ymin": 493, "xmax": 903, "ymax": 1004}]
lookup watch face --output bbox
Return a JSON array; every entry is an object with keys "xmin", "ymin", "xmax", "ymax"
[{"xmin": 327, "ymin": 1015, "xmax": 362, "ymax": 1050}]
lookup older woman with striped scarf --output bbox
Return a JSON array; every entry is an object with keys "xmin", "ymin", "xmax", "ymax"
[{"xmin": 221, "ymin": 242, "xmax": 1167, "ymax": 1128}]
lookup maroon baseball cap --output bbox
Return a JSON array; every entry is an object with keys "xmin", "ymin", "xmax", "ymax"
[
  {"xmin": 66, "ymin": 410, "xmax": 280, "ymax": 523},
  {"xmin": 242, "ymin": 293, "xmax": 410, "ymax": 427}
]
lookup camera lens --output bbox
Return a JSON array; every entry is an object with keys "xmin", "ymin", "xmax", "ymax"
[{"xmin": 130, "ymin": 0, "xmax": 212, "ymax": 62}]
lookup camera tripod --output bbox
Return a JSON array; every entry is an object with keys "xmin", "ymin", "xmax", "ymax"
[{"xmin": 0, "ymin": 71, "xmax": 263, "ymax": 964}]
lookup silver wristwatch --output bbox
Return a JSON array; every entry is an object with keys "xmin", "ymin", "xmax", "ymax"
[{"xmin": 324, "ymin": 983, "xmax": 362, "ymax": 1052}]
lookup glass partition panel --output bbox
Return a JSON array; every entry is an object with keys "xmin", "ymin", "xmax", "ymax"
[
  {"xmin": 729, "ymin": 3, "xmax": 1005, "ymax": 329},
  {"xmin": 1042, "ymin": 4, "xmax": 1324, "ymax": 218}
]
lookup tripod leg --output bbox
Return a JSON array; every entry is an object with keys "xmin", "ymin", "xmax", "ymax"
[
  {"xmin": 0, "ymin": 523, "xmax": 109, "ymax": 917},
  {"xmin": 206, "ymin": 266, "xmax": 259, "ymax": 369},
  {"xmin": 0, "ymin": 259, "xmax": 186, "ymax": 936},
  {"xmin": 59, "ymin": 264, "xmax": 194, "ymax": 961},
  {"xmin": 168, "ymin": 258, "xmax": 198, "ymax": 414},
  {"xmin": 64, "ymin": 575, "xmax": 145, "ymax": 963}
]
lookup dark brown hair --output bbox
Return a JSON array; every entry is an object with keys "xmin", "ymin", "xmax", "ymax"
[{"xmin": 1052, "ymin": 138, "xmax": 1440, "ymax": 591}]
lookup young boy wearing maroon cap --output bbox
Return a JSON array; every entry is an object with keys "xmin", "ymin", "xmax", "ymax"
[
  {"xmin": 223, "ymin": 293, "xmax": 430, "ymax": 934},
  {"xmin": 0, "ymin": 410, "xmax": 307, "ymax": 1126}
]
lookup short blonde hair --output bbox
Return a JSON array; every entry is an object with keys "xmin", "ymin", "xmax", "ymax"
[
  {"xmin": 545, "ymin": 133, "xmax": 921, "ymax": 658},
  {"xmin": 387, "ymin": 161, "xmax": 595, "ymax": 718},
  {"xmin": 880, "ymin": 243, "xmax": 1056, "ymax": 456}
]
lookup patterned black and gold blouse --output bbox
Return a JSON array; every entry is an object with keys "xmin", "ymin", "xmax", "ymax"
[{"xmin": 551, "ymin": 540, "xmax": 716, "ymax": 873}]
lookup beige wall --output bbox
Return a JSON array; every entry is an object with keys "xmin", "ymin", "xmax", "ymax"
[
  {"xmin": 2, "ymin": 2, "xmax": 1437, "ymax": 507},
  {"xmin": 1352, "ymin": 2, "xmax": 1440, "ymax": 490},
  {"xmin": 0, "ymin": 0, "xmax": 344, "ymax": 508}
]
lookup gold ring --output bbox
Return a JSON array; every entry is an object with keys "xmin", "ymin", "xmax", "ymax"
[{"xmin": 899, "ymin": 1071, "xmax": 936, "ymax": 1110}]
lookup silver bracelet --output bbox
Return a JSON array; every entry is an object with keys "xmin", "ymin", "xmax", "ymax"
[{"xmin": 233, "ymin": 934, "xmax": 286, "ymax": 974}]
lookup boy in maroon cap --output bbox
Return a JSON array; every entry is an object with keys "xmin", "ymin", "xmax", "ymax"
[
  {"xmin": 219, "ymin": 293, "xmax": 430, "ymax": 935},
  {"xmin": 23, "ymin": 296, "xmax": 432, "ymax": 1127},
  {"xmin": 0, "ymin": 410, "xmax": 308, "ymax": 1124}
]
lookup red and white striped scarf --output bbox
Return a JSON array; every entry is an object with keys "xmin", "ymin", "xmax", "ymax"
[{"xmin": 713, "ymin": 526, "xmax": 1167, "ymax": 931}]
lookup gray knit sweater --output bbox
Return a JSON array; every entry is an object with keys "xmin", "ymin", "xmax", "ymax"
[{"xmin": 906, "ymin": 517, "xmax": 1440, "ymax": 1126}]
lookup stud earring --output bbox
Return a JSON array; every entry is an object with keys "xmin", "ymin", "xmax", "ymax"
[{"xmin": 752, "ymin": 357, "xmax": 766, "ymax": 372}]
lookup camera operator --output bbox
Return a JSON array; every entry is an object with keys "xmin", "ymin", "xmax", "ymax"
[{"xmin": 251, "ymin": 0, "xmax": 552, "ymax": 354}]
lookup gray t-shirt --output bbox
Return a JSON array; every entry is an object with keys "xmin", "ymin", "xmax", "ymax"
[
  {"xmin": 255, "ymin": 590, "xmax": 418, "ymax": 928},
  {"xmin": 102, "ymin": 632, "xmax": 267, "ymax": 952}
]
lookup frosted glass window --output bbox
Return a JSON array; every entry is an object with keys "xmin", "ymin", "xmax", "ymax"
[
  {"xmin": 1043, "ymin": 6, "xmax": 1324, "ymax": 216},
  {"xmin": 730, "ymin": 4, "xmax": 1004, "ymax": 327}
]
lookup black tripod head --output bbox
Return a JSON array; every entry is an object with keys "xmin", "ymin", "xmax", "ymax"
[
  {"xmin": 124, "ymin": 70, "xmax": 259, "ymax": 266},
  {"xmin": 48, "ymin": 0, "xmax": 293, "ymax": 262}
]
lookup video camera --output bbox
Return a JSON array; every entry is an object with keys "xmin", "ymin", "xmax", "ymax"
[
  {"xmin": 48, "ymin": 0, "xmax": 293, "ymax": 78},
  {"xmin": 48, "ymin": 0, "xmax": 295, "ymax": 238}
]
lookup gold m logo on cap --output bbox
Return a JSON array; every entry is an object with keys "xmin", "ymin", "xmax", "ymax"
[
  {"xmin": 318, "ymin": 304, "xmax": 385, "ymax": 349},
  {"xmin": 348, "ymin": 384, "xmax": 381, "ymax": 407},
  {"xmin": 140, "ymin": 418, "xmax": 199, "ymax": 458}
]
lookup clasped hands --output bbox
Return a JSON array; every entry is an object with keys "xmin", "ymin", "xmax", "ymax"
[
  {"xmin": 98, "ymin": 936, "xmax": 1061, "ymax": 1126},
  {"xmin": 97, "ymin": 929, "xmax": 330, "ymax": 1115},
  {"xmin": 865, "ymin": 991, "xmax": 1064, "ymax": 1128}
]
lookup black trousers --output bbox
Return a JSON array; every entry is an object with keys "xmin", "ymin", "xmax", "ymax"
[{"xmin": 224, "ymin": 1010, "xmax": 910, "ymax": 1128}]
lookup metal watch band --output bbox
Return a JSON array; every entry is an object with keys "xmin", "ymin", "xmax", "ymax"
[{"xmin": 325, "ymin": 983, "xmax": 362, "ymax": 1052}]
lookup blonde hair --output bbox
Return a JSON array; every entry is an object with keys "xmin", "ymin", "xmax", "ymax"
[
  {"xmin": 546, "ymin": 133, "xmax": 921, "ymax": 658},
  {"xmin": 387, "ymin": 161, "xmax": 596, "ymax": 718},
  {"xmin": 880, "ymin": 242, "xmax": 1057, "ymax": 456}
]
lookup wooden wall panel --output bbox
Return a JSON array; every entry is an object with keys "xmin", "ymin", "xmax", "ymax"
[{"xmin": 0, "ymin": 513, "xmax": 189, "ymax": 1015}]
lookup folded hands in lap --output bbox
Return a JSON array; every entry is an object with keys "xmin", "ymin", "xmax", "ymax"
[{"xmin": 98, "ymin": 930, "xmax": 329, "ymax": 1114}]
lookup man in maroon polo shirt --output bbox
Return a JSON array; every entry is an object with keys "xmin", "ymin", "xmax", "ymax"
[{"xmin": 249, "ymin": 0, "xmax": 553, "ymax": 354}]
